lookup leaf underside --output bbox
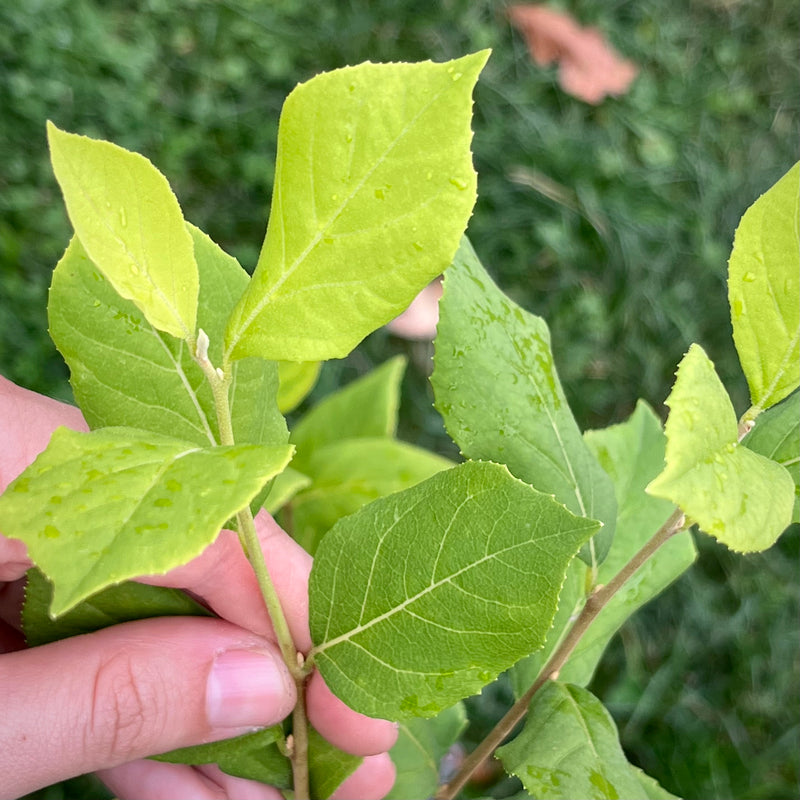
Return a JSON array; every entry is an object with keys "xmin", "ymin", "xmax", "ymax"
[
  {"xmin": 497, "ymin": 681, "xmax": 680, "ymax": 800},
  {"xmin": 48, "ymin": 226, "xmax": 287, "ymax": 449},
  {"xmin": 309, "ymin": 460, "xmax": 599, "ymax": 720}
]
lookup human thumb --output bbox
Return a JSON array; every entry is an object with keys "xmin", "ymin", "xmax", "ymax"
[{"xmin": 0, "ymin": 616, "xmax": 295, "ymax": 799}]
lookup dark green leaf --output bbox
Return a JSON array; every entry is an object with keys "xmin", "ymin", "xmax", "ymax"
[
  {"xmin": 432, "ymin": 237, "xmax": 617, "ymax": 566},
  {"xmin": 309, "ymin": 460, "xmax": 599, "ymax": 720}
]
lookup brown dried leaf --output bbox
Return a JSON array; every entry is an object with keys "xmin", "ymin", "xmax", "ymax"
[{"xmin": 509, "ymin": 4, "xmax": 638, "ymax": 104}]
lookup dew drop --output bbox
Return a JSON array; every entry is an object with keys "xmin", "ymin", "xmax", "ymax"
[
  {"xmin": 154, "ymin": 497, "xmax": 173, "ymax": 508},
  {"xmin": 119, "ymin": 207, "xmax": 127, "ymax": 227},
  {"xmin": 130, "ymin": 264, "xmax": 140, "ymax": 276},
  {"xmin": 374, "ymin": 188, "xmax": 385, "ymax": 200},
  {"xmin": 451, "ymin": 71, "xmax": 463, "ymax": 81},
  {"xmin": 345, "ymin": 133, "xmax": 353, "ymax": 143},
  {"xmin": 166, "ymin": 479, "xmax": 182, "ymax": 492},
  {"xmin": 49, "ymin": 495, "xmax": 63, "ymax": 505},
  {"xmin": 42, "ymin": 524, "xmax": 61, "ymax": 539},
  {"xmin": 449, "ymin": 177, "xmax": 468, "ymax": 190},
  {"xmin": 413, "ymin": 241, "xmax": 424, "ymax": 251},
  {"xmin": 426, "ymin": 171, "xmax": 433, "ymax": 180},
  {"xmin": 742, "ymin": 271, "xmax": 756, "ymax": 282},
  {"xmin": 331, "ymin": 193, "xmax": 339, "ymax": 202}
]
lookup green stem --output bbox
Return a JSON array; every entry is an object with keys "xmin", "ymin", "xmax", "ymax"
[
  {"xmin": 434, "ymin": 508, "xmax": 687, "ymax": 800},
  {"xmin": 193, "ymin": 333, "xmax": 311, "ymax": 797},
  {"xmin": 291, "ymin": 669, "xmax": 311, "ymax": 800}
]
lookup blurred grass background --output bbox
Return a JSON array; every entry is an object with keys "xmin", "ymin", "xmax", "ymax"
[{"xmin": 2, "ymin": 1, "xmax": 797, "ymax": 798}]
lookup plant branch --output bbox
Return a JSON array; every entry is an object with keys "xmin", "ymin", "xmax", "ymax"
[
  {"xmin": 194, "ymin": 332, "xmax": 310, "ymax": 797},
  {"xmin": 290, "ymin": 666, "xmax": 311, "ymax": 799},
  {"xmin": 434, "ymin": 508, "xmax": 687, "ymax": 800}
]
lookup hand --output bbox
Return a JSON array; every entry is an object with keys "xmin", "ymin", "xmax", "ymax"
[{"xmin": 0, "ymin": 376, "xmax": 397, "ymax": 800}]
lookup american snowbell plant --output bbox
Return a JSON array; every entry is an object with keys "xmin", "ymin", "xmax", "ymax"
[{"xmin": 0, "ymin": 51, "xmax": 797, "ymax": 800}]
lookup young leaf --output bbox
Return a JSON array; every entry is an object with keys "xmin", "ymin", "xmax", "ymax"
[
  {"xmin": 432, "ymin": 237, "xmax": 617, "ymax": 565},
  {"xmin": 289, "ymin": 438, "xmax": 452, "ymax": 555},
  {"xmin": 47, "ymin": 122, "xmax": 198, "ymax": 340},
  {"xmin": 743, "ymin": 390, "xmax": 799, "ymax": 523},
  {"xmin": 23, "ymin": 567, "xmax": 210, "ymax": 647},
  {"xmin": 290, "ymin": 356, "xmax": 406, "ymax": 472},
  {"xmin": 153, "ymin": 727, "xmax": 290, "ymax": 788},
  {"xmin": 728, "ymin": 162, "xmax": 800, "ymax": 412},
  {"xmin": 0, "ymin": 427, "xmax": 293, "ymax": 615},
  {"xmin": 511, "ymin": 401, "xmax": 696, "ymax": 693},
  {"xmin": 386, "ymin": 703, "xmax": 467, "ymax": 800},
  {"xmin": 224, "ymin": 52, "xmax": 489, "ymax": 362},
  {"xmin": 49, "ymin": 227, "xmax": 287, "ymax": 448},
  {"xmin": 277, "ymin": 360, "xmax": 322, "ymax": 413},
  {"xmin": 647, "ymin": 344, "xmax": 794, "ymax": 552},
  {"xmin": 308, "ymin": 460, "xmax": 599, "ymax": 720},
  {"xmin": 497, "ymin": 681, "xmax": 679, "ymax": 800}
]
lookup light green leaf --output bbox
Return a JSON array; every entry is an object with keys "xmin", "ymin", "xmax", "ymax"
[
  {"xmin": 308, "ymin": 460, "xmax": 599, "ymax": 720},
  {"xmin": 308, "ymin": 728, "xmax": 362, "ymax": 800},
  {"xmin": 386, "ymin": 703, "xmax": 467, "ymax": 800},
  {"xmin": 290, "ymin": 438, "xmax": 452, "ymax": 555},
  {"xmin": 743, "ymin": 390, "xmax": 800, "ymax": 523},
  {"xmin": 47, "ymin": 122, "xmax": 198, "ymax": 339},
  {"xmin": 729, "ymin": 162, "xmax": 800, "ymax": 411},
  {"xmin": 432, "ymin": 237, "xmax": 617, "ymax": 566},
  {"xmin": 290, "ymin": 356, "xmax": 406, "ymax": 472},
  {"xmin": 497, "ymin": 682, "xmax": 680, "ymax": 800},
  {"xmin": 23, "ymin": 567, "xmax": 210, "ymax": 647},
  {"xmin": 224, "ymin": 52, "xmax": 489, "ymax": 362},
  {"xmin": 264, "ymin": 466, "xmax": 312, "ymax": 514},
  {"xmin": 0, "ymin": 427, "xmax": 293, "ymax": 615},
  {"xmin": 647, "ymin": 344, "xmax": 794, "ymax": 552},
  {"xmin": 153, "ymin": 727, "xmax": 290, "ymax": 788},
  {"xmin": 49, "ymin": 227, "xmax": 287, "ymax": 449},
  {"xmin": 511, "ymin": 401, "xmax": 696, "ymax": 694},
  {"xmin": 277, "ymin": 360, "xmax": 322, "ymax": 413}
]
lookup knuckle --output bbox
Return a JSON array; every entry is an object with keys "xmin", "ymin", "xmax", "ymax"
[{"xmin": 86, "ymin": 648, "xmax": 167, "ymax": 764}]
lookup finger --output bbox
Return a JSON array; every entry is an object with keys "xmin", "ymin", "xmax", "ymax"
[
  {"xmin": 306, "ymin": 671, "xmax": 398, "ymax": 756},
  {"xmin": 143, "ymin": 511, "xmax": 313, "ymax": 652},
  {"xmin": 197, "ymin": 764, "xmax": 285, "ymax": 800},
  {"xmin": 98, "ymin": 761, "xmax": 284, "ymax": 800},
  {"xmin": 0, "ymin": 617, "xmax": 295, "ymax": 798},
  {"xmin": 330, "ymin": 753, "xmax": 397, "ymax": 800},
  {"xmin": 0, "ymin": 376, "xmax": 87, "ymax": 494},
  {"xmin": 98, "ymin": 760, "xmax": 228, "ymax": 800}
]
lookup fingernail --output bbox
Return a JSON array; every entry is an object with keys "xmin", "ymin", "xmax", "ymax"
[{"xmin": 206, "ymin": 649, "xmax": 294, "ymax": 729}]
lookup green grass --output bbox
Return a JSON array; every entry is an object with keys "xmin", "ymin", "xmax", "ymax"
[{"xmin": 2, "ymin": 1, "xmax": 797, "ymax": 798}]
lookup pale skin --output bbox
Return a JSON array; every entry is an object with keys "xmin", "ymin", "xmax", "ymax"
[{"xmin": 0, "ymin": 376, "xmax": 397, "ymax": 800}]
